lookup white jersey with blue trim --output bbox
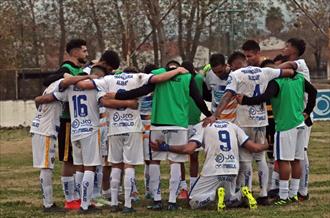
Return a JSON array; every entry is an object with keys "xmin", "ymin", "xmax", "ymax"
[
  {"xmin": 225, "ymin": 66, "xmax": 281, "ymax": 127},
  {"xmin": 54, "ymin": 85, "xmax": 99, "ymax": 141},
  {"xmin": 94, "ymin": 73, "xmax": 153, "ymax": 135},
  {"xmin": 139, "ymin": 94, "xmax": 153, "ymax": 116},
  {"xmin": 30, "ymin": 79, "xmax": 63, "ymax": 137},
  {"xmin": 189, "ymin": 121, "xmax": 249, "ymax": 176}
]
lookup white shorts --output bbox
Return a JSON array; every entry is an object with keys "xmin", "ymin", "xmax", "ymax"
[
  {"xmin": 150, "ymin": 129, "xmax": 188, "ymax": 162},
  {"xmin": 240, "ymin": 127, "xmax": 266, "ymax": 162},
  {"xmin": 108, "ymin": 132, "xmax": 144, "ymax": 165},
  {"xmin": 32, "ymin": 134, "xmax": 56, "ymax": 169},
  {"xmin": 189, "ymin": 175, "xmax": 236, "ymax": 208},
  {"xmin": 303, "ymin": 126, "xmax": 312, "ymax": 149},
  {"xmin": 274, "ymin": 125, "xmax": 306, "ymax": 161},
  {"xmin": 72, "ymin": 132, "xmax": 101, "ymax": 166},
  {"xmin": 100, "ymin": 126, "xmax": 108, "ymax": 156}
]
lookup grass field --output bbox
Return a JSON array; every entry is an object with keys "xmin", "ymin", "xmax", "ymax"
[{"xmin": 0, "ymin": 122, "xmax": 330, "ymax": 218}]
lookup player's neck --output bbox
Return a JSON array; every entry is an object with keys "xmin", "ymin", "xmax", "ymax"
[
  {"xmin": 287, "ymin": 54, "xmax": 299, "ymax": 61},
  {"xmin": 67, "ymin": 57, "xmax": 83, "ymax": 67}
]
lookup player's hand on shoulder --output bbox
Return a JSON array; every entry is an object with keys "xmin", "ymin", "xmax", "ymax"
[
  {"xmin": 236, "ymin": 94, "xmax": 244, "ymax": 104},
  {"xmin": 202, "ymin": 115, "xmax": 216, "ymax": 127},
  {"xmin": 176, "ymin": 67, "xmax": 189, "ymax": 74},
  {"xmin": 150, "ymin": 140, "xmax": 161, "ymax": 151},
  {"xmin": 88, "ymin": 74, "xmax": 98, "ymax": 79}
]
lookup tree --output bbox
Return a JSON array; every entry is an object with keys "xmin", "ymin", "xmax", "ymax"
[{"xmin": 265, "ymin": 7, "xmax": 284, "ymax": 36}]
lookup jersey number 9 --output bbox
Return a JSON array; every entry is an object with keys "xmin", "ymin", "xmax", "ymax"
[{"xmin": 218, "ymin": 130, "xmax": 231, "ymax": 151}]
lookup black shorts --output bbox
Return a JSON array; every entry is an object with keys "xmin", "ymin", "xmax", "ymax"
[{"xmin": 58, "ymin": 118, "xmax": 73, "ymax": 163}]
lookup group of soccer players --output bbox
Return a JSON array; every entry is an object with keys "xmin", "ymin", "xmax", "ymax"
[{"xmin": 30, "ymin": 37, "xmax": 317, "ymax": 214}]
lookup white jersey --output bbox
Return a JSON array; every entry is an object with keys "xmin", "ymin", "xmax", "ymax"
[
  {"xmin": 225, "ymin": 66, "xmax": 281, "ymax": 127},
  {"xmin": 30, "ymin": 79, "xmax": 63, "ymax": 137},
  {"xmin": 139, "ymin": 94, "xmax": 153, "ymax": 116},
  {"xmin": 295, "ymin": 59, "xmax": 310, "ymax": 81},
  {"xmin": 190, "ymin": 121, "xmax": 249, "ymax": 176},
  {"xmin": 94, "ymin": 73, "xmax": 153, "ymax": 135},
  {"xmin": 205, "ymin": 70, "xmax": 237, "ymax": 122},
  {"xmin": 54, "ymin": 85, "xmax": 100, "ymax": 141}
]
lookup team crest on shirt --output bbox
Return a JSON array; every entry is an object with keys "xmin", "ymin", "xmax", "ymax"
[
  {"xmin": 72, "ymin": 119, "xmax": 80, "ymax": 128},
  {"xmin": 215, "ymin": 153, "xmax": 225, "ymax": 163}
]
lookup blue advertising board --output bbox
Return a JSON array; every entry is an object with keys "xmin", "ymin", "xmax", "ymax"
[{"xmin": 313, "ymin": 89, "xmax": 330, "ymax": 121}]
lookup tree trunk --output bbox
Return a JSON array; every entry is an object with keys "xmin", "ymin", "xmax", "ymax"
[
  {"xmin": 177, "ymin": 0, "xmax": 186, "ymax": 60},
  {"xmin": 58, "ymin": 0, "xmax": 66, "ymax": 65},
  {"xmin": 151, "ymin": 28, "xmax": 159, "ymax": 66},
  {"xmin": 90, "ymin": 0, "xmax": 105, "ymax": 52},
  {"xmin": 28, "ymin": 0, "xmax": 39, "ymax": 67}
]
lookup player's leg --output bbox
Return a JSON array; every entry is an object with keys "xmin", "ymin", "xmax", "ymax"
[
  {"xmin": 189, "ymin": 151, "xmax": 199, "ymax": 190},
  {"xmin": 108, "ymin": 134, "xmax": 124, "ymax": 212},
  {"xmin": 167, "ymin": 129, "xmax": 188, "ymax": 210},
  {"xmin": 178, "ymin": 163, "xmax": 188, "ymax": 200},
  {"xmin": 121, "ymin": 132, "xmax": 144, "ymax": 213},
  {"xmin": 298, "ymin": 126, "xmax": 311, "ymax": 200},
  {"xmin": 148, "ymin": 130, "xmax": 167, "ymax": 209},
  {"xmin": 79, "ymin": 132, "xmax": 102, "ymax": 212},
  {"xmin": 189, "ymin": 176, "xmax": 220, "ymax": 209},
  {"xmin": 102, "ymin": 136, "xmax": 111, "ymax": 199},
  {"xmin": 143, "ymin": 129, "xmax": 152, "ymax": 198}
]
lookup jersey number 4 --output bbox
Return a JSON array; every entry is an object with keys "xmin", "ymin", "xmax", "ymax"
[
  {"xmin": 72, "ymin": 95, "xmax": 88, "ymax": 117},
  {"xmin": 218, "ymin": 130, "xmax": 231, "ymax": 151}
]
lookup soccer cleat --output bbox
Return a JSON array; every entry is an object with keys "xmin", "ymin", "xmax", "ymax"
[
  {"xmin": 298, "ymin": 192, "xmax": 309, "ymax": 201},
  {"xmin": 93, "ymin": 196, "xmax": 111, "ymax": 207},
  {"xmin": 79, "ymin": 206, "xmax": 102, "ymax": 214},
  {"xmin": 289, "ymin": 195, "xmax": 299, "ymax": 203},
  {"xmin": 110, "ymin": 205, "xmax": 121, "ymax": 212},
  {"xmin": 122, "ymin": 206, "xmax": 136, "ymax": 213},
  {"xmin": 131, "ymin": 191, "xmax": 140, "ymax": 202},
  {"xmin": 64, "ymin": 200, "xmax": 80, "ymax": 210},
  {"xmin": 217, "ymin": 187, "xmax": 226, "ymax": 211},
  {"xmin": 147, "ymin": 201, "xmax": 162, "ymax": 210},
  {"xmin": 273, "ymin": 198, "xmax": 291, "ymax": 206},
  {"xmin": 43, "ymin": 204, "xmax": 65, "ymax": 213},
  {"xmin": 256, "ymin": 196, "xmax": 270, "ymax": 206},
  {"xmin": 144, "ymin": 192, "xmax": 153, "ymax": 200},
  {"xmin": 241, "ymin": 186, "xmax": 257, "ymax": 209},
  {"xmin": 167, "ymin": 202, "xmax": 181, "ymax": 211},
  {"xmin": 178, "ymin": 188, "xmax": 189, "ymax": 200},
  {"xmin": 268, "ymin": 189, "xmax": 279, "ymax": 198}
]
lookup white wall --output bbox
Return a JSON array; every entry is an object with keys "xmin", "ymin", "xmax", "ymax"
[{"xmin": 0, "ymin": 100, "xmax": 36, "ymax": 127}]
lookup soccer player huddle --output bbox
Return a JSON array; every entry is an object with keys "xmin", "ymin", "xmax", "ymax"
[{"xmin": 31, "ymin": 38, "xmax": 317, "ymax": 214}]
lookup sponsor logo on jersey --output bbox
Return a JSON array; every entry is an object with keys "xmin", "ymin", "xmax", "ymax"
[{"xmin": 113, "ymin": 112, "xmax": 134, "ymax": 122}]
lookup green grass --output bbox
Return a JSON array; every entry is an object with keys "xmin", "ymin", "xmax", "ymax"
[{"xmin": 1, "ymin": 122, "xmax": 330, "ymax": 217}]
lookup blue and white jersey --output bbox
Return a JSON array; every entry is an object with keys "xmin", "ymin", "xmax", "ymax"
[
  {"xmin": 94, "ymin": 73, "xmax": 153, "ymax": 135},
  {"xmin": 139, "ymin": 94, "xmax": 153, "ymax": 116},
  {"xmin": 190, "ymin": 120, "xmax": 249, "ymax": 176},
  {"xmin": 54, "ymin": 85, "xmax": 99, "ymax": 141},
  {"xmin": 205, "ymin": 70, "xmax": 227, "ymax": 113},
  {"xmin": 225, "ymin": 66, "xmax": 281, "ymax": 127},
  {"xmin": 30, "ymin": 79, "xmax": 63, "ymax": 137}
]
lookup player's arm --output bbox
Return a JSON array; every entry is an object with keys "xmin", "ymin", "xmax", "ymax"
[
  {"xmin": 100, "ymin": 98, "xmax": 138, "ymax": 109},
  {"xmin": 150, "ymin": 140, "xmax": 199, "ymax": 155},
  {"xmin": 303, "ymin": 79, "xmax": 317, "ymax": 126},
  {"xmin": 43, "ymin": 67, "xmax": 70, "ymax": 86},
  {"xmin": 114, "ymin": 83, "xmax": 155, "ymax": 100},
  {"xmin": 202, "ymin": 82, "xmax": 212, "ymax": 102},
  {"xmin": 243, "ymin": 139, "xmax": 269, "ymax": 153},
  {"xmin": 277, "ymin": 61, "xmax": 298, "ymax": 70},
  {"xmin": 59, "ymin": 75, "xmax": 94, "ymax": 90},
  {"xmin": 237, "ymin": 80, "xmax": 280, "ymax": 105},
  {"xmin": 189, "ymin": 79, "xmax": 212, "ymax": 117},
  {"xmin": 149, "ymin": 67, "xmax": 188, "ymax": 84},
  {"xmin": 34, "ymin": 93, "xmax": 57, "ymax": 108},
  {"xmin": 75, "ymin": 79, "xmax": 97, "ymax": 90}
]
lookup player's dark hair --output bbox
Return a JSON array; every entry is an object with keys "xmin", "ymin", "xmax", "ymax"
[
  {"xmin": 260, "ymin": 59, "xmax": 275, "ymax": 68},
  {"xmin": 166, "ymin": 60, "xmax": 180, "ymax": 69},
  {"xmin": 143, "ymin": 63, "xmax": 157, "ymax": 74},
  {"xmin": 100, "ymin": 50, "xmax": 120, "ymax": 70},
  {"xmin": 209, "ymin": 53, "xmax": 225, "ymax": 68},
  {"xmin": 66, "ymin": 39, "xmax": 87, "ymax": 54},
  {"xmin": 273, "ymin": 54, "xmax": 287, "ymax": 63},
  {"xmin": 181, "ymin": 60, "xmax": 196, "ymax": 76},
  {"xmin": 123, "ymin": 66, "xmax": 139, "ymax": 73},
  {"xmin": 287, "ymin": 38, "xmax": 306, "ymax": 56},
  {"xmin": 228, "ymin": 51, "xmax": 246, "ymax": 65},
  {"xmin": 242, "ymin": 40, "xmax": 260, "ymax": 52}
]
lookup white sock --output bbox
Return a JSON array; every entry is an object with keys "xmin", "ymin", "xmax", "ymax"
[
  {"xmin": 40, "ymin": 169, "xmax": 53, "ymax": 208},
  {"xmin": 190, "ymin": 177, "xmax": 197, "ymax": 190},
  {"xmin": 169, "ymin": 163, "xmax": 181, "ymax": 203},
  {"xmin": 110, "ymin": 168, "xmax": 122, "ymax": 206},
  {"xmin": 189, "ymin": 192, "xmax": 215, "ymax": 209},
  {"xmin": 81, "ymin": 171, "xmax": 95, "ymax": 210},
  {"xmin": 289, "ymin": 178, "xmax": 300, "ymax": 198},
  {"xmin": 61, "ymin": 176, "xmax": 75, "ymax": 202},
  {"xmin": 74, "ymin": 171, "xmax": 84, "ymax": 200},
  {"xmin": 257, "ymin": 159, "xmax": 269, "ymax": 197},
  {"xmin": 180, "ymin": 180, "xmax": 188, "ymax": 190},
  {"xmin": 270, "ymin": 171, "xmax": 280, "ymax": 190},
  {"xmin": 93, "ymin": 165, "xmax": 103, "ymax": 198},
  {"xmin": 124, "ymin": 168, "xmax": 135, "ymax": 208},
  {"xmin": 267, "ymin": 161, "xmax": 274, "ymax": 190},
  {"xmin": 237, "ymin": 161, "xmax": 252, "ymax": 189},
  {"xmin": 299, "ymin": 151, "xmax": 309, "ymax": 196},
  {"xmin": 279, "ymin": 180, "xmax": 289, "ymax": 200},
  {"xmin": 144, "ymin": 164, "xmax": 150, "ymax": 194},
  {"xmin": 149, "ymin": 164, "xmax": 161, "ymax": 201}
]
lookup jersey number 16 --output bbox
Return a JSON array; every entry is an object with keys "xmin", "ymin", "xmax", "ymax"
[{"xmin": 72, "ymin": 95, "xmax": 88, "ymax": 117}]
